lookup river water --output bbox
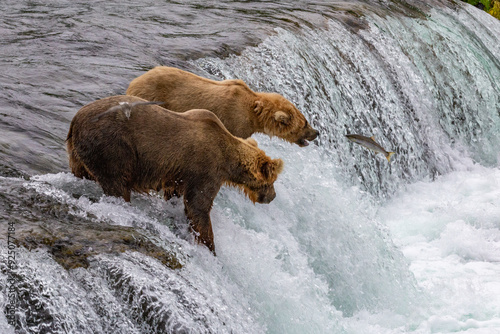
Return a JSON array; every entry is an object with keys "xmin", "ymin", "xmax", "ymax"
[{"xmin": 1, "ymin": 0, "xmax": 500, "ymax": 333}]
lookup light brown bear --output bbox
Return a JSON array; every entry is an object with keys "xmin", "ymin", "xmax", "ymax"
[
  {"xmin": 126, "ymin": 66, "xmax": 319, "ymax": 147},
  {"xmin": 66, "ymin": 95, "xmax": 284, "ymax": 253}
]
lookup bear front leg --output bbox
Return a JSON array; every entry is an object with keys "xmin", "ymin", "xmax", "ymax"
[
  {"xmin": 188, "ymin": 212, "xmax": 215, "ymax": 254},
  {"xmin": 183, "ymin": 192, "xmax": 216, "ymax": 254}
]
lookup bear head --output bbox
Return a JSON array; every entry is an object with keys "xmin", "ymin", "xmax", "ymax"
[
  {"xmin": 254, "ymin": 92, "xmax": 319, "ymax": 147},
  {"xmin": 228, "ymin": 138, "xmax": 284, "ymax": 204}
]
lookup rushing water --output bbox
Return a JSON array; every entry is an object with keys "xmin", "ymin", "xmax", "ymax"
[{"xmin": 1, "ymin": 1, "xmax": 500, "ymax": 333}]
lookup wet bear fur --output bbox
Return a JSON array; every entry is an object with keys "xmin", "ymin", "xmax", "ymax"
[
  {"xmin": 66, "ymin": 95, "xmax": 284, "ymax": 253},
  {"xmin": 126, "ymin": 66, "xmax": 319, "ymax": 147}
]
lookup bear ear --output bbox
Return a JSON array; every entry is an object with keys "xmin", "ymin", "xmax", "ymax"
[
  {"xmin": 274, "ymin": 111, "xmax": 292, "ymax": 125},
  {"xmin": 246, "ymin": 138, "xmax": 259, "ymax": 147},
  {"xmin": 273, "ymin": 158, "xmax": 284, "ymax": 175},
  {"xmin": 254, "ymin": 100, "xmax": 264, "ymax": 113},
  {"xmin": 260, "ymin": 158, "xmax": 284, "ymax": 180}
]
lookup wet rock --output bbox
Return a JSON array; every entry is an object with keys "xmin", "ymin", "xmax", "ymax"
[
  {"xmin": 15, "ymin": 223, "xmax": 182, "ymax": 270},
  {"xmin": 0, "ymin": 178, "xmax": 182, "ymax": 271}
]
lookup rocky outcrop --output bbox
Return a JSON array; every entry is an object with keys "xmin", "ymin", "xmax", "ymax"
[
  {"xmin": 0, "ymin": 178, "xmax": 181, "ymax": 271},
  {"xmin": 15, "ymin": 223, "xmax": 182, "ymax": 270}
]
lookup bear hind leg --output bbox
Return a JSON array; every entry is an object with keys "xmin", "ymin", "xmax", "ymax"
[
  {"xmin": 68, "ymin": 145, "xmax": 94, "ymax": 180},
  {"xmin": 163, "ymin": 186, "xmax": 180, "ymax": 201},
  {"xmin": 99, "ymin": 179, "xmax": 132, "ymax": 202}
]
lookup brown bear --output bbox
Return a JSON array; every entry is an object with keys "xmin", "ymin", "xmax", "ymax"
[
  {"xmin": 126, "ymin": 66, "xmax": 319, "ymax": 147},
  {"xmin": 66, "ymin": 95, "xmax": 284, "ymax": 253}
]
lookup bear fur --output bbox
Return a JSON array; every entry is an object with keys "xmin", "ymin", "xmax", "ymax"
[
  {"xmin": 126, "ymin": 66, "xmax": 319, "ymax": 147},
  {"xmin": 66, "ymin": 95, "xmax": 284, "ymax": 253}
]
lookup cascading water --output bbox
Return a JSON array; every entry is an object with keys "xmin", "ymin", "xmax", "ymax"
[
  {"xmin": 195, "ymin": 5, "xmax": 500, "ymax": 197},
  {"xmin": 1, "ymin": 1, "xmax": 500, "ymax": 333}
]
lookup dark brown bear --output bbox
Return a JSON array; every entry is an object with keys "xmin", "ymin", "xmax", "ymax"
[
  {"xmin": 66, "ymin": 95, "xmax": 284, "ymax": 253},
  {"xmin": 126, "ymin": 66, "xmax": 319, "ymax": 146}
]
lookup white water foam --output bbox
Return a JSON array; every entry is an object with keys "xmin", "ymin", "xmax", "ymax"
[{"xmin": 377, "ymin": 165, "xmax": 500, "ymax": 333}]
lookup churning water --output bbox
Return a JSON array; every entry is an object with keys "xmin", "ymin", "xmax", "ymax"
[{"xmin": 1, "ymin": 1, "xmax": 500, "ymax": 333}]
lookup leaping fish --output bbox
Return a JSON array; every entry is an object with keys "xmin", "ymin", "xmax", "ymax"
[
  {"xmin": 346, "ymin": 134, "xmax": 395, "ymax": 162},
  {"xmin": 92, "ymin": 101, "xmax": 165, "ymax": 122}
]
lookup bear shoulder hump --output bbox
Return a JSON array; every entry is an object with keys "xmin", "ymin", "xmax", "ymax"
[
  {"xmin": 183, "ymin": 109, "xmax": 223, "ymax": 124},
  {"xmin": 222, "ymin": 79, "xmax": 251, "ymax": 90}
]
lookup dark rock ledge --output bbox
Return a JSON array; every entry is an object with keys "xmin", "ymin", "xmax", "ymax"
[
  {"xmin": 0, "ymin": 178, "xmax": 182, "ymax": 271},
  {"xmin": 15, "ymin": 223, "xmax": 182, "ymax": 270}
]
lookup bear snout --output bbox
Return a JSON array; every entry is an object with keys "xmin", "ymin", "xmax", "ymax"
[
  {"xmin": 306, "ymin": 127, "xmax": 320, "ymax": 141},
  {"xmin": 257, "ymin": 188, "xmax": 276, "ymax": 204},
  {"xmin": 297, "ymin": 127, "xmax": 319, "ymax": 147}
]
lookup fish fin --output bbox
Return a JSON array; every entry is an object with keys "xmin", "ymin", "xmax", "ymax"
[
  {"xmin": 386, "ymin": 152, "xmax": 395, "ymax": 162},
  {"xmin": 370, "ymin": 136, "xmax": 381, "ymax": 145}
]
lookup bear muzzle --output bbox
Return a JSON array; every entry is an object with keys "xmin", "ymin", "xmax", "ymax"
[
  {"xmin": 252, "ymin": 184, "xmax": 277, "ymax": 204},
  {"xmin": 297, "ymin": 128, "xmax": 320, "ymax": 147},
  {"xmin": 257, "ymin": 190, "xmax": 276, "ymax": 204}
]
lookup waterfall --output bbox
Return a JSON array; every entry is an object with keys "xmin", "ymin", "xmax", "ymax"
[
  {"xmin": 195, "ymin": 5, "xmax": 500, "ymax": 197},
  {"xmin": 1, "ymin": 1, "xmax": 500, "ymax": 333}
]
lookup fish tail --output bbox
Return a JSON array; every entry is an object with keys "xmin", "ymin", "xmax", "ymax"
[{"xmin": 386, "ymin": 152, "xmax": 395, "ymax": 162}]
